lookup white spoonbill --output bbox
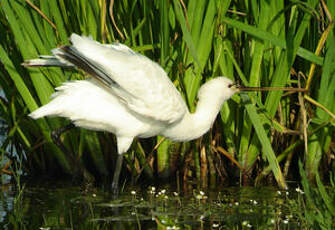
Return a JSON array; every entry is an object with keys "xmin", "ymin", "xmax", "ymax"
[{"xmin": 24, "ymin": 34, "xmax": 295, "ymax": 193}]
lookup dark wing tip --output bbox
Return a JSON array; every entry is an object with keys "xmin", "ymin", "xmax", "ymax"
[{"xmin": 55, "ymin": 45, "xmax": 117, "ymax": 87}]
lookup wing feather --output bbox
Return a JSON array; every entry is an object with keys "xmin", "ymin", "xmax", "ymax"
[{"xmin": 53, "ymin": 34, "xmax": 187, "ymax": 124}]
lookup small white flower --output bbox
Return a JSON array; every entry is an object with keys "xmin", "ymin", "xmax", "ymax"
[
  {"xmin": 247, "ymin": 223, "xmax": 252, "ymax": 228},
  {"xmin": 270, "ymin": 219, "xmax": 275, "ymax": 224},
  {"xmin": 167, "ymin": 226, "xmax": 179, "ymax": 230},
  {"xmin": 235, "ymin": 202, "xmax": 239, "ymax": 206},
  {"xmin": 173, "ymin": 192, "xmax": 179, "ymax": 196},
  {"xmin": 199, "ymin": 191, "xmax": 205, "ymax": 196},
  {"xmin": 92, "ymin": 193, "xmax": 96, "ymax": 197},
  {"xmin": 161, "ymin": 189, "xmax": 166, "ymax": 194},
  {"xmin": 277, "ymin": 191, "xmax": 282, "ymax": 195},
  {"xmin": 164, "ymin": 195, "xmax": 168, "ymax": 200},
  {"xmin": 253, "ymin": 200, "xmax": 258, "ymax": 205},
  {"xmin": 242, "ymin": 220, "xmax": 248, "ymax": 226},
  {"xmin": 212, "ymin": 223, "xmax": 219, "ymax": 228},
  {"xmin": 286, "ymin": 214, "xmax": 293, "ymax": 219},
  {"xmin": 199, "ymin": 215, "xmax": 205, "ymax": 220},
  {"xmin": 283, "ymin": 219, "xmax": 289, "ymax": 224},
  {"xmin": 131, "ymin": 190, "xmax": 136, "ymax": 195},
  {"xmin": 149, "ymin": 186, "xmax": 156, "ymax": 194},
  {"xmin": 295, "ymin": 187, "xmax": 304, "ymax": 194}
]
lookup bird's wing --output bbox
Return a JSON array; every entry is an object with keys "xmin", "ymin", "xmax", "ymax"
[
  {"xmin": 53, "ymin": 34, "xmax": 187, "ymax": 124},
  {"xmin": 22, "ymin": 55, "xmax": 74, "ymax": 67}
]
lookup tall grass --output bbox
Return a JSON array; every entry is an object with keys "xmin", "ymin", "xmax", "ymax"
[
  {"xmin": 0, "ymin": 0, "xmax": 334, "ymax": 189},
  {"xmin": 299, "ymin": 161, "xmax": 335, "ymax": 229}
]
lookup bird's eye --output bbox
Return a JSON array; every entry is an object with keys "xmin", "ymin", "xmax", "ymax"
[{"xmin": 228, "ymin": 83, "xmax": 233, "ymax": 88}]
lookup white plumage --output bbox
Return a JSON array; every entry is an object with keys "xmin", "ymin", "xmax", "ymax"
[{"xmin": 26, "ymin": 34, "xmax": 238, "ymax": 154}]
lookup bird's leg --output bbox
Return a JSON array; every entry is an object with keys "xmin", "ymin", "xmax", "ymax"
[
  {"xmin": 111, "ymin": 154, "xmax": 124, "ymax": 196},
  {"xmin": 51, "ymin": 123, "xmax": 85, "ymax": 180},
  {"xmin": 111, "ymin": 136, "xmax": 133, "ymax": 196},
  {"xmin": 51, "ymin": 123, "xmax": 75, "ymax": 158},
  {"xmin": 52, "ymin": 124, "xmax": 95, "ymax": 188}
]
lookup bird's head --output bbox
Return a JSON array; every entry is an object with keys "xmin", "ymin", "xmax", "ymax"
[{"xmin": 197, "ymin": 77, "xmax": 239, "ymax": 103}]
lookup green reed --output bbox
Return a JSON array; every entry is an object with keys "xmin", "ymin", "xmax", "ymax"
[{"xmin": 0, "ymin": 0, "xmax": 334, "ymax": 190}]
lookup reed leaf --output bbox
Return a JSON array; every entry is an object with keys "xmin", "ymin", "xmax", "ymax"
[
  {"xmin": 0, "ymin": 0, "xmax": 333, "ymax": 189},
  {"xmin": 242, "ymin": 94, "xmax": 286, "ymax": 188},
  {"xmin": 306, "ymin": 0, "xmax": 335, "ymax": 180}
]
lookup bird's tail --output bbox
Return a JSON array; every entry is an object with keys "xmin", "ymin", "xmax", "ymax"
[
  {"xmin": 21, "ymin": 34, "xmax": 95, "ymax": 68},
  {"xmin": 22, "ymin": 55, "xmax": 74, "ymax": 67},
  {"xmin": 29, "ymin": 102, "xmax": 61, "ymax": 119}
]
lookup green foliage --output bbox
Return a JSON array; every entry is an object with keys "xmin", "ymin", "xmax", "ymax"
[
  {"xmin": 299, "ymin": 161, "xmax": 335, "ymax": 229},
  {"xmin": 0, "ymin": 0, "xmax": 334, "ymax": 189},
  {"xmin": 0, "ymin": 184, "xmax": 309, "ymax": 229}
]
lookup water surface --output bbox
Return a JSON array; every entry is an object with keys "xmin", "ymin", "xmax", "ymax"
[{"xmin": 1, "ymin": 181, "xmax": 303, "ymax": 229}]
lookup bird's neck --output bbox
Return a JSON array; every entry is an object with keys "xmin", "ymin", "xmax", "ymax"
[{"xmin": 162, "ymin": 97, "xmax": 224, "ymax": 141}]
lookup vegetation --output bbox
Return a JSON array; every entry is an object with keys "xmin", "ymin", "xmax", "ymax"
[
  {"xmin": 299, "ymin": 161, "xmax": 335, "ymax": 229},
  {"xmin": 0, "ymin": 0, "xmax": 334, "ymax": 192},
  {"xmin": 0, "ymin": 183, "xmax": 317, "ymax": 229}
]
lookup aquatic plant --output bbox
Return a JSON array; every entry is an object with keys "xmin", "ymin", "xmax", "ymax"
[
  {"xmin": 2, "ymin": 184, "xmax": 310, "ymax": 229},
  {"xmin": 299, "ymin": 161, "xmax": 335, "ymax": 229}
]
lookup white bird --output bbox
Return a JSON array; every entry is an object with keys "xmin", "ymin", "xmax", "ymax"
[{"xmin": 23, "ymin": 33, "xmax": 239, "ymax": 193}]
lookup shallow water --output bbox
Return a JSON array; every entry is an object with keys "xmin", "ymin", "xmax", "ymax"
[{"xmin": 1, "ymin": 181, "xmax": 303, "ymax": 229}]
